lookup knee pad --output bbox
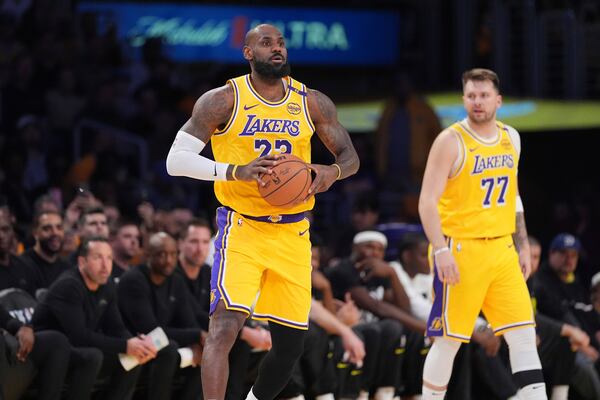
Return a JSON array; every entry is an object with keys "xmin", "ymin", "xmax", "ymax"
[
  {"xmin": 504, "ymin": 327, "xmax": 542, "ymax": 373},
  {"xmin": 422, "ymin": 337, "xmax": 462, "ymax": 387}
]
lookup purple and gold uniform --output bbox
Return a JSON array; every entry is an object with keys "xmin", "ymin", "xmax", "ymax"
[
  {"xmin": 210, "ymin": 75, "xmax": 314, "ymax": 329},
  {"xmin": 426, "ymin": 120, "xmax": 535, "ymax": 342}
]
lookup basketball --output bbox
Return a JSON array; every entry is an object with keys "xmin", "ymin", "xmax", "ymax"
[{"xmin": 257, "ymin": 154, "xmax": 312, "ymax": 207}]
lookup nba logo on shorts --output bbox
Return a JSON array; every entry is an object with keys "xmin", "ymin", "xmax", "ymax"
[
  {"xmin": 210, "ymin": 289, "xmax": 216, "ymax": 305},
  {"xmin": 429, "ymin": 317, "xmax": 443, "ymax": 332}
]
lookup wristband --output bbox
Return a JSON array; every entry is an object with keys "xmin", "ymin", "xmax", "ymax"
[
  {"xmin": 433, "ymin": 246, "xmax": 450, "ymax": 257},
  {"xmin": 332, "ymin": 163, "xmax": 342, "ymax": 180},
  {"xmin": 516, "ymin": 195, "xmax": 524, "ymax": 212}
]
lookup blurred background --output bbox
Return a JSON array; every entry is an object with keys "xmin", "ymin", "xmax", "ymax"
[{"xmin": 0, "ymin": 0, "xmax": 599, "ymax": 281}]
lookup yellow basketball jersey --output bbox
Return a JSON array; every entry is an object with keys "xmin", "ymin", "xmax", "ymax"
[
  {"xmin": 438, "ymin": 120, "xmax": 518, "ymax": 238},
  {"xmin": 211, "ymin": 75, "xmax": 316, "ymax": 216}
]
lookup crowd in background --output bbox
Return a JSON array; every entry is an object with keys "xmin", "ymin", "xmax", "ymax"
[
  {"xmin": 1, "ymin": 0, "xmax": 600, "ymax": 399},
  {"xmin": 2, "ymin": 191, "xmax": 600, "ymax": 400}
]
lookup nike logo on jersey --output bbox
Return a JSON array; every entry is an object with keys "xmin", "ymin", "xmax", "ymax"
[
  {"xmin": 244, "ymin": 104, "xmax": 259, "ymax": 111},
  {"xmin": 469, "ymin": 147, "xmax": 479, "ymax": 152},
  {"xmin": 507, "ymin": 243, "xmax": 514, "ymax": 248},
  {"xmin": 299, "ymin": 228, "xmax": 309, "ymax": 236}
]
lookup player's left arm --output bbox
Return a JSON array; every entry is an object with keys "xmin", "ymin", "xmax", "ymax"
[
  {"xmin": 306, "ymin": 89, "xmax": 359, "ymax": 197},
  {"xmin": 513, "ymin": 186, "xmax": 532, "ymax": 280},
  {"xmin": 509, "ymin": 126, "xmax": 531, "ymax": 279}
]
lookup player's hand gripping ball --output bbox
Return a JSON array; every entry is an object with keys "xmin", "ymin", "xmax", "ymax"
[{"xmin": 258, "ymin": 154, "xmax": 312, "ymax": 207}]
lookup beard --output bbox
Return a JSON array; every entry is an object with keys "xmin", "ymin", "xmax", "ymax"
[
  {"xmin": 39, "ymin": 236, "xmax": 63, "ymax": 256},
  {"xmin": 469, "ymin": 109, "xmax": 496, "ymax": 124},
  {"xmin": 184, "ymin": 253, "xmax": 203, "ymax": 268},
  {"xmin": 254, "ymin": 59, "xmax": 291, "ymax": 79}
]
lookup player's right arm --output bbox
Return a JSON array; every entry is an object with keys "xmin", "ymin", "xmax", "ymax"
[
  {"xmin": 418, "ymin": 129, "xmax": 460, "ymax": 285},
  {"xmin": 166, "ymin": 85, "xmax": 278, "ymax": 183}
]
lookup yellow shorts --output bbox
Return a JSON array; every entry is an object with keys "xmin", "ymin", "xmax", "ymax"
[
  {"xmin": 210, "ymin": 206, "xmax": 312, "ymax": 330},
  {"xmin": 426, "ymin": 235, "xmax": 535, "ymax": 342}
]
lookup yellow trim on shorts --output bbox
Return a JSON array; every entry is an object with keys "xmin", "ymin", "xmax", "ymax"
[{"xmin": 252, "ymin": 315, "xmax": 309, "ymax": 330}]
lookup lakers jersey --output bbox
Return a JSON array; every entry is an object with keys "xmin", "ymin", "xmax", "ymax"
[
  {"xmin": 211, "ymin": 75, "xmax": 315, "ymax": 216},
  {"xmin": 438, "ymin": 120, "xmax": 519, "ymax": 238}
]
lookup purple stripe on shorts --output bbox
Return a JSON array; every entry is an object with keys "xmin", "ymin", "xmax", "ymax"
[
  {"xmin": 210, "ymin": 207, "xmax": 231, "ymax": 315},
  {"xmin": 210, "ymin": 208, "xmax": 252, "ymax": 315},
  {"xmin": 426, "ymin": 257, "xmax": 445, "ymax": 337}
]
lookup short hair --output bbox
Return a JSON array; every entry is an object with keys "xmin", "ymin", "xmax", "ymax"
[
  {"xmin": 78, "ymin": 206, "xmax": 106, "ymax": 227},
  {"xmin": 397, "ymin": 232, "xmax": 428, "ymax": 259},
  {"xmin": 178, "ymin": 218, "xmax": 212, "ymax": 240},
  {"xmin": 462, "ymin": 68, "xmax": 500, "ymax": 93},
  {"xmin": 79, "ymin": 236, "xmax": 109, "ymax": 257},
  {"xmin": 32, "ymin": 210, "xmax": 62, "ymax": 229},
  {"xmin": 110, "ymin": 217, "xmax": 140, "ymax": 237},
  {"xmin": 33, "ymin": 194, "xmax": 61, "ymax": 213}
]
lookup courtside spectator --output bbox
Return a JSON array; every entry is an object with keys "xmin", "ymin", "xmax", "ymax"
[
  {"xmin": 118, "ymin": 232, "xmax": 203, "ymax": 399},
  {"xmin": 33, "ymin": 237, "xmax": 156, "ymax": 400},
  {"xmin": 109, "ymin": 219, "xmax": 141, "ymax": 281},
  {"xmin": 18, "ymin": 211, "xmax": 70, "ymax": 297},
  {"xmin": 0, "ymin": 209, "xmax": 34, "ymax": 292},
  {"xmin": 0, "ymin": 303, "xmax": 70, "ymax": 400}
]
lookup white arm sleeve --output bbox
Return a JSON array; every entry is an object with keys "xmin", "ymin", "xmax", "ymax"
[{"xmin": 166, "ymin": 130, "xmax": 229, "ymax": 181}]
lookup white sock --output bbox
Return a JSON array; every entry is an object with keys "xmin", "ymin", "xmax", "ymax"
[
  {"xmin": 374, "ymin": 386, "xmax": 395, "ymax": 400},
  {"xmin": 507, "ymin": 396, "xmax": 519, "ymax": 400},
  {"xmin": 315, "ymin": 394, "xmax": 334, "ymax": 400},
  {"xmin": 284, "ymin": 396, "xmax": 305, "ymax": 400},
  {"xmin": 422, "ymin": 386, "xmax": 446, "ymax": 399},
  {"xmin": 550, "ymin": 385, "xmax": 568, "ymax": 400},
  {"xmin": 245, "ymin": 388, "xmax": 259, "ymax": 400},
  {"xmin": 519, "ymin": 383, "xmax": 547, "ymax": 400},
  {"xmin": 357, "ymin": 390, "xmax": 369, "ymax": 400}
]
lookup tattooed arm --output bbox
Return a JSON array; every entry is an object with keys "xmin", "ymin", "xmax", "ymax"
[
  {"xmin": 305, "ymin": 89, "xmax": 359, "ymax": 196},
  {"xmin": 181, "ymin": 84, "xmax": 234, "ymax": 143},
  {"xmin": 168, "ymin": 84, "xmax": 278, "ymax": 182},
  {"xmin": 513, "ymin": 188, "xmax": 532, "ymax": 280}
]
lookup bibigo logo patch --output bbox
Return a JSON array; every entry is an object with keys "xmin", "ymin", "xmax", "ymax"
[{"xmin": 287, "ymin": 102, "xmax": 301, "ymax": 115}]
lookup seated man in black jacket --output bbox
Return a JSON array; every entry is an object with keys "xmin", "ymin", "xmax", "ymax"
[
  {"xmin": 0, "ymin": 209, "xmax": 35, "ymax": 293},
  {"xmin": 17, "ymin": 211, "xmax": 71, "ymax": 297},
  {"xmin": 0, "ymin": 303, "xmax": 71, "ymax": 400},
  {"xmin": 533, "ymin": 233, "xmax": 600, "ymax": 399},
  {"xmin": 32, "ymin": 236, "xmax": 157, "ymax": 400},
  {"xmin": 118, "ymin": 232, "xmax": 204, "ymax": 400}
]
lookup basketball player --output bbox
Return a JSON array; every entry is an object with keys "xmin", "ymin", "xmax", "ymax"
[
  {"xmin": 418, "ymin": 69, "xmax": 546, "ymax": 399},
  {"xmin": 166, "ymin": 24, "xmax": 359, "ymax": 400}
]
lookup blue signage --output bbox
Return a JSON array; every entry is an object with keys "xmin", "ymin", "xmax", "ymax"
[{"xmin": 79, "ymin": 2, "xmax": 400, "ymax": 65}]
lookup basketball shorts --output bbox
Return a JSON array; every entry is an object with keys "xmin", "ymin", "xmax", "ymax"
[
  {"xmin": 210, "ymin": 206, "xmax": 312, "ymax": 330},
  {"xmin": 426, "ymin": 234, "xmax": 535, "ymax": 342}
]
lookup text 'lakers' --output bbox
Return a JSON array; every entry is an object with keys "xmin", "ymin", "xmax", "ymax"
[
  {"xmin": 239, "ymin": 115, "xmax": 301, "ymax": 137},
  {"xmin": 471, "ymin": 154, "xmax": 514, "ymax": 175}
]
